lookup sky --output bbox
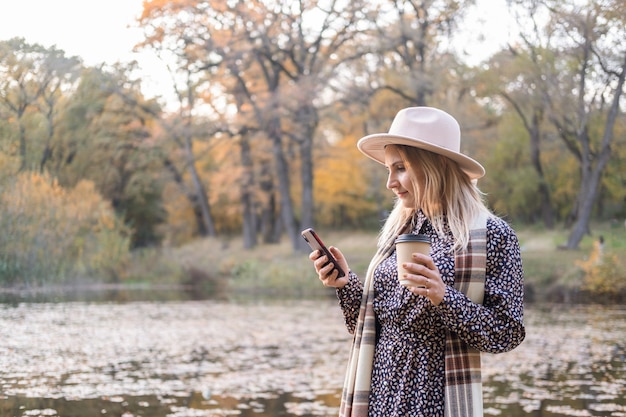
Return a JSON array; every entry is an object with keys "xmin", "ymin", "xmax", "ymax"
[
  {"xmin": 0, "ymin": 0, "xmax": 515, "ymax": 104},
  {"xmin": 0, "ymin": 0, "xmax": 170, "ymax": 101},
  {"xmin": 0, "ymin": 0, "xmax": 145, "ymax": 65}
]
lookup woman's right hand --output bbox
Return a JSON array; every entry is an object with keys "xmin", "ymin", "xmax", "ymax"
[{"xmin": 308, "ymin": 246, "xmax": 349, "ymax": 288}]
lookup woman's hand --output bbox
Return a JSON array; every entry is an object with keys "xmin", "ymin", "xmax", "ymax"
[
  {"xmin": 401, "ymin": 253, "xmax": 445, "ymax": 306},
  {"xmin": 308, "ymin": 246, "xmax": 350, "ymax": 288}
]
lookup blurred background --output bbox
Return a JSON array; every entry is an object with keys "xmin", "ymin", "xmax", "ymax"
[{"xmin": 0, "ymin": 1, "xmax": 625, "ymax": 414}]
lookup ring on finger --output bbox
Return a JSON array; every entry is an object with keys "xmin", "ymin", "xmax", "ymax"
[{"xmin": 426, "ymin": 288, "xmax": 430, "ymax": 296}]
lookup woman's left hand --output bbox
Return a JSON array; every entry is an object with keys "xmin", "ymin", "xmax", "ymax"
[{"xmin": 401, "ymin": 253, "xmax": 445, "ymax": 306}]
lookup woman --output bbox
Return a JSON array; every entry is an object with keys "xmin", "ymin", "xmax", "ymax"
[{"xmin": 309, "ymin": 107, "xmax": 525, "ymax": 417}]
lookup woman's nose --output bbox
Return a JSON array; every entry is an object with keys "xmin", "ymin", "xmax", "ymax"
[{"xmin": 386, "ymin": 173, "xmax": 397, "ymax": 189}]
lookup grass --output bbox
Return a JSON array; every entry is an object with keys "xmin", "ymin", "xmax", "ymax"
[
  {"xmin": 166, "ymin": 229, "xmax": 380, "ymax": 298},
  {"xmin": 136, "ymin": 222, "xmax": 626, "ymax": 303},
  {"xmin": 508, "ymin": 221, "xmax": 625, "ymax": 302}
]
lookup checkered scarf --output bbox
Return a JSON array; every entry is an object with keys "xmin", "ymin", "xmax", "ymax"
[{"xmin": 339, "ymin": 214, "xmax": 487, "ymax": 417}]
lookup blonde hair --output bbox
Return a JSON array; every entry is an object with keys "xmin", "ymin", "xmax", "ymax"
[{"xmin": 377, "ymin": 145, "xmax": 492, "ymax": 253}]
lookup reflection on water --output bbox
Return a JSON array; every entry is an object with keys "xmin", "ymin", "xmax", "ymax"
[
  {"xmin": 0, "ymin": 284, "xmax": 212, "ymax": 305},
  {"xmin": 0, "ymin": 392, "xmax": 341, "ymax": 417},
  {"xmin": 0, "ymin": 298, "xmax": 624, "ymax": 417},
  {"xmin": 481, "ymin": 305, "xmax": 626, "ymax": 416}
]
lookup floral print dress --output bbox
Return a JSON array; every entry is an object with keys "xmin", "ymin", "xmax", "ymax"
[{"xmin": 336, "ymin": 212, "xmax": 525, "ymax": 417}]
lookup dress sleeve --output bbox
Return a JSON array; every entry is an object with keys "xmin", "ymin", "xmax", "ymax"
[
  {"xmin": 336, "ymin": 270, "xmax": 363, "ymax": 335},
  {"xmin": 435, "ymin": 217, "xmax": 526, "ymax": 353}
]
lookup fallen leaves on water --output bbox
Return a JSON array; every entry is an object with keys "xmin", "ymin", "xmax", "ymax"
[{"xmin": 1, "ymin": 301, "xmax": 625, "ymax": 417}]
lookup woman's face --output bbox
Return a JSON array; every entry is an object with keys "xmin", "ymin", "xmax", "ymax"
[{"xmin": 384, "ymin": 146, "xmax": 424, "ymax": 208}]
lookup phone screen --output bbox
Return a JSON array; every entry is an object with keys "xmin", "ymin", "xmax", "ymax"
[{"xmin": 301, "ymin": 228, "xmax": 346, "ymax": 277}]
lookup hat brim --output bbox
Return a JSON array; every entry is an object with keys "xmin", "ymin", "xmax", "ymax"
[{"xmin": 357, "ymin": 133, "xmax": 485, "ymax": 180}]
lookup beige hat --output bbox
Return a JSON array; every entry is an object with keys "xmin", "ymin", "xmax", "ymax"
[{"xmin": 357, "ymin": 107, "xmax": 485, "ymax": 179}]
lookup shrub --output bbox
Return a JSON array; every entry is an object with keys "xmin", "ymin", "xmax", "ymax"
[
  {"xmin": 576, "ymin": 239, "xmax": 626, "ymax": 300},
  {"xmin": 0, "ymin": 172, "xmax": 131, "ymax": 286}
]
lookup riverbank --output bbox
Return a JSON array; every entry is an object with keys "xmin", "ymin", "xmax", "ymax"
[
  {"xmin": 160, "ymin": 221, "xmax": 626, "ymax": 304},
  {"xmin": 4, "ymin": 222, "xmax": 624, "ymax": 304}
]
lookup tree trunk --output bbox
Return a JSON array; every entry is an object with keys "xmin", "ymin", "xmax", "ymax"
[
  {"xmin": 565, "ymin": 55, "xmax": 625, "ymax": 249},
  {"xmin": 18, "ymin": 119, "xmax": 27, "ymax": 171},
  {"xmin": 298, "ymin": 138, "xmax": 314, "ymax": 252},
  {"xmin": 565, "ymin": 174, "xmax": 596, "ymax": 249},
  {"xmin": 503, "ymin": 92, "xmax": 556, "ymax": 228},
  {"xmin": 528, "ymin": 113, "xmax": 555, "ymax": 228},
  {"xmin": 259, "ymin": 159, "xmax": 279, "ymax": 244},
  {"xmin": 239, "ymin": 133, "xmax": 257, "ymax": 249},
  {"xmin": 184, "ymin": 133, "xmax": 216, "ymax": 237},
  {"xmin": 161, "ymin": 156, "xmax": 205, "ymax": 237},
  {"xmin": 297, "ymin": 106, "xmax": 317, "ymax": 252},
  {"xmin": 269, "ymin": 118, "xmax": 299, "ymax": 250},
  {"xmin": 40, "ymin": 104, "xmax": 55, "ymax": 172}
]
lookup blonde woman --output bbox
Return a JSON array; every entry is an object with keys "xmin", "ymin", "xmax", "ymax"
[{"xmin": 309, "ymin": 107, "xmax": 525, "ymax": 417}]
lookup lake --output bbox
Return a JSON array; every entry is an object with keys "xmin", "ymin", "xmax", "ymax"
[{"xmin": 0, "ymin": 294, "xmax": 624, "ymax": 416}]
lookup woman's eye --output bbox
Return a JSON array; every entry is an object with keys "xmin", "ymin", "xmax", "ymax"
[{"xmin": 386, "ymin": 164, "xmax": 405, "ymax": 173}]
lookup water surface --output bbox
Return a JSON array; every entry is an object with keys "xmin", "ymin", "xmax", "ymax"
[{"xmin": 0, "ymin": 299, "xmax": 624, "ymax": 416}]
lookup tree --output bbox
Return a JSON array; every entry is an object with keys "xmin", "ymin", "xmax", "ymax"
[
  {"xmin": 515, "ymin": 0, "xmax": 626, "ymax": 248},
  {"xmin": 136, "ymin": 0, "xmax": 372, "ymax": 251},
  {"xmin": 222, "ymin": 0, "xmax": 372, "ymax": 250},
  {"xmin": 135, "ymin": 1, "xmax": 225, "ymax": 238},
  {"xmin": 1, "ymin": 39, "xmax": 49, "ymax": 170},
  {"xmin": 52, "ymin": 67, "xmax": 167, "ymax": 247},
  {"xmin": 0, "ymin": 38, "xmax": 81, "ymax": 173},
  {"xmin": 354, "ymin": 0, "xmax": 475, "ymax": 109},
  {"xmin": 36, "ymin": 45, "xmax": 82, "ymax": 172},
  {"xmin": 474, "ymin": 42, "xmax": 557, "ymax": 227}
]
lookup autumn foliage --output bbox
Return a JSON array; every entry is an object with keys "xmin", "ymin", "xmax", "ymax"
[
  {"xmin": 576, "ymin": 239, "xmax": 626, "ymax": 301},
  {"xmin": 0, "ymin": 171, "xmax": 131, "ymax": 285}
]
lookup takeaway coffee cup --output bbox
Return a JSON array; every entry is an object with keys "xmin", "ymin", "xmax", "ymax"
[{"xmin": 395, "ymin": 234, "xmax": 431, "ymax": 288}]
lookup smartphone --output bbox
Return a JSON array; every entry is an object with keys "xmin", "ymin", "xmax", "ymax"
[{"xmin": 301, "ymin": 228, "xmax": 346, "ymax": 277}]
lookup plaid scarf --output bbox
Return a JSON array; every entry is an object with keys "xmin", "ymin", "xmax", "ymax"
[{"xmin": 339, "ymin": 214, "xmax": 487, "ymax": 417}]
